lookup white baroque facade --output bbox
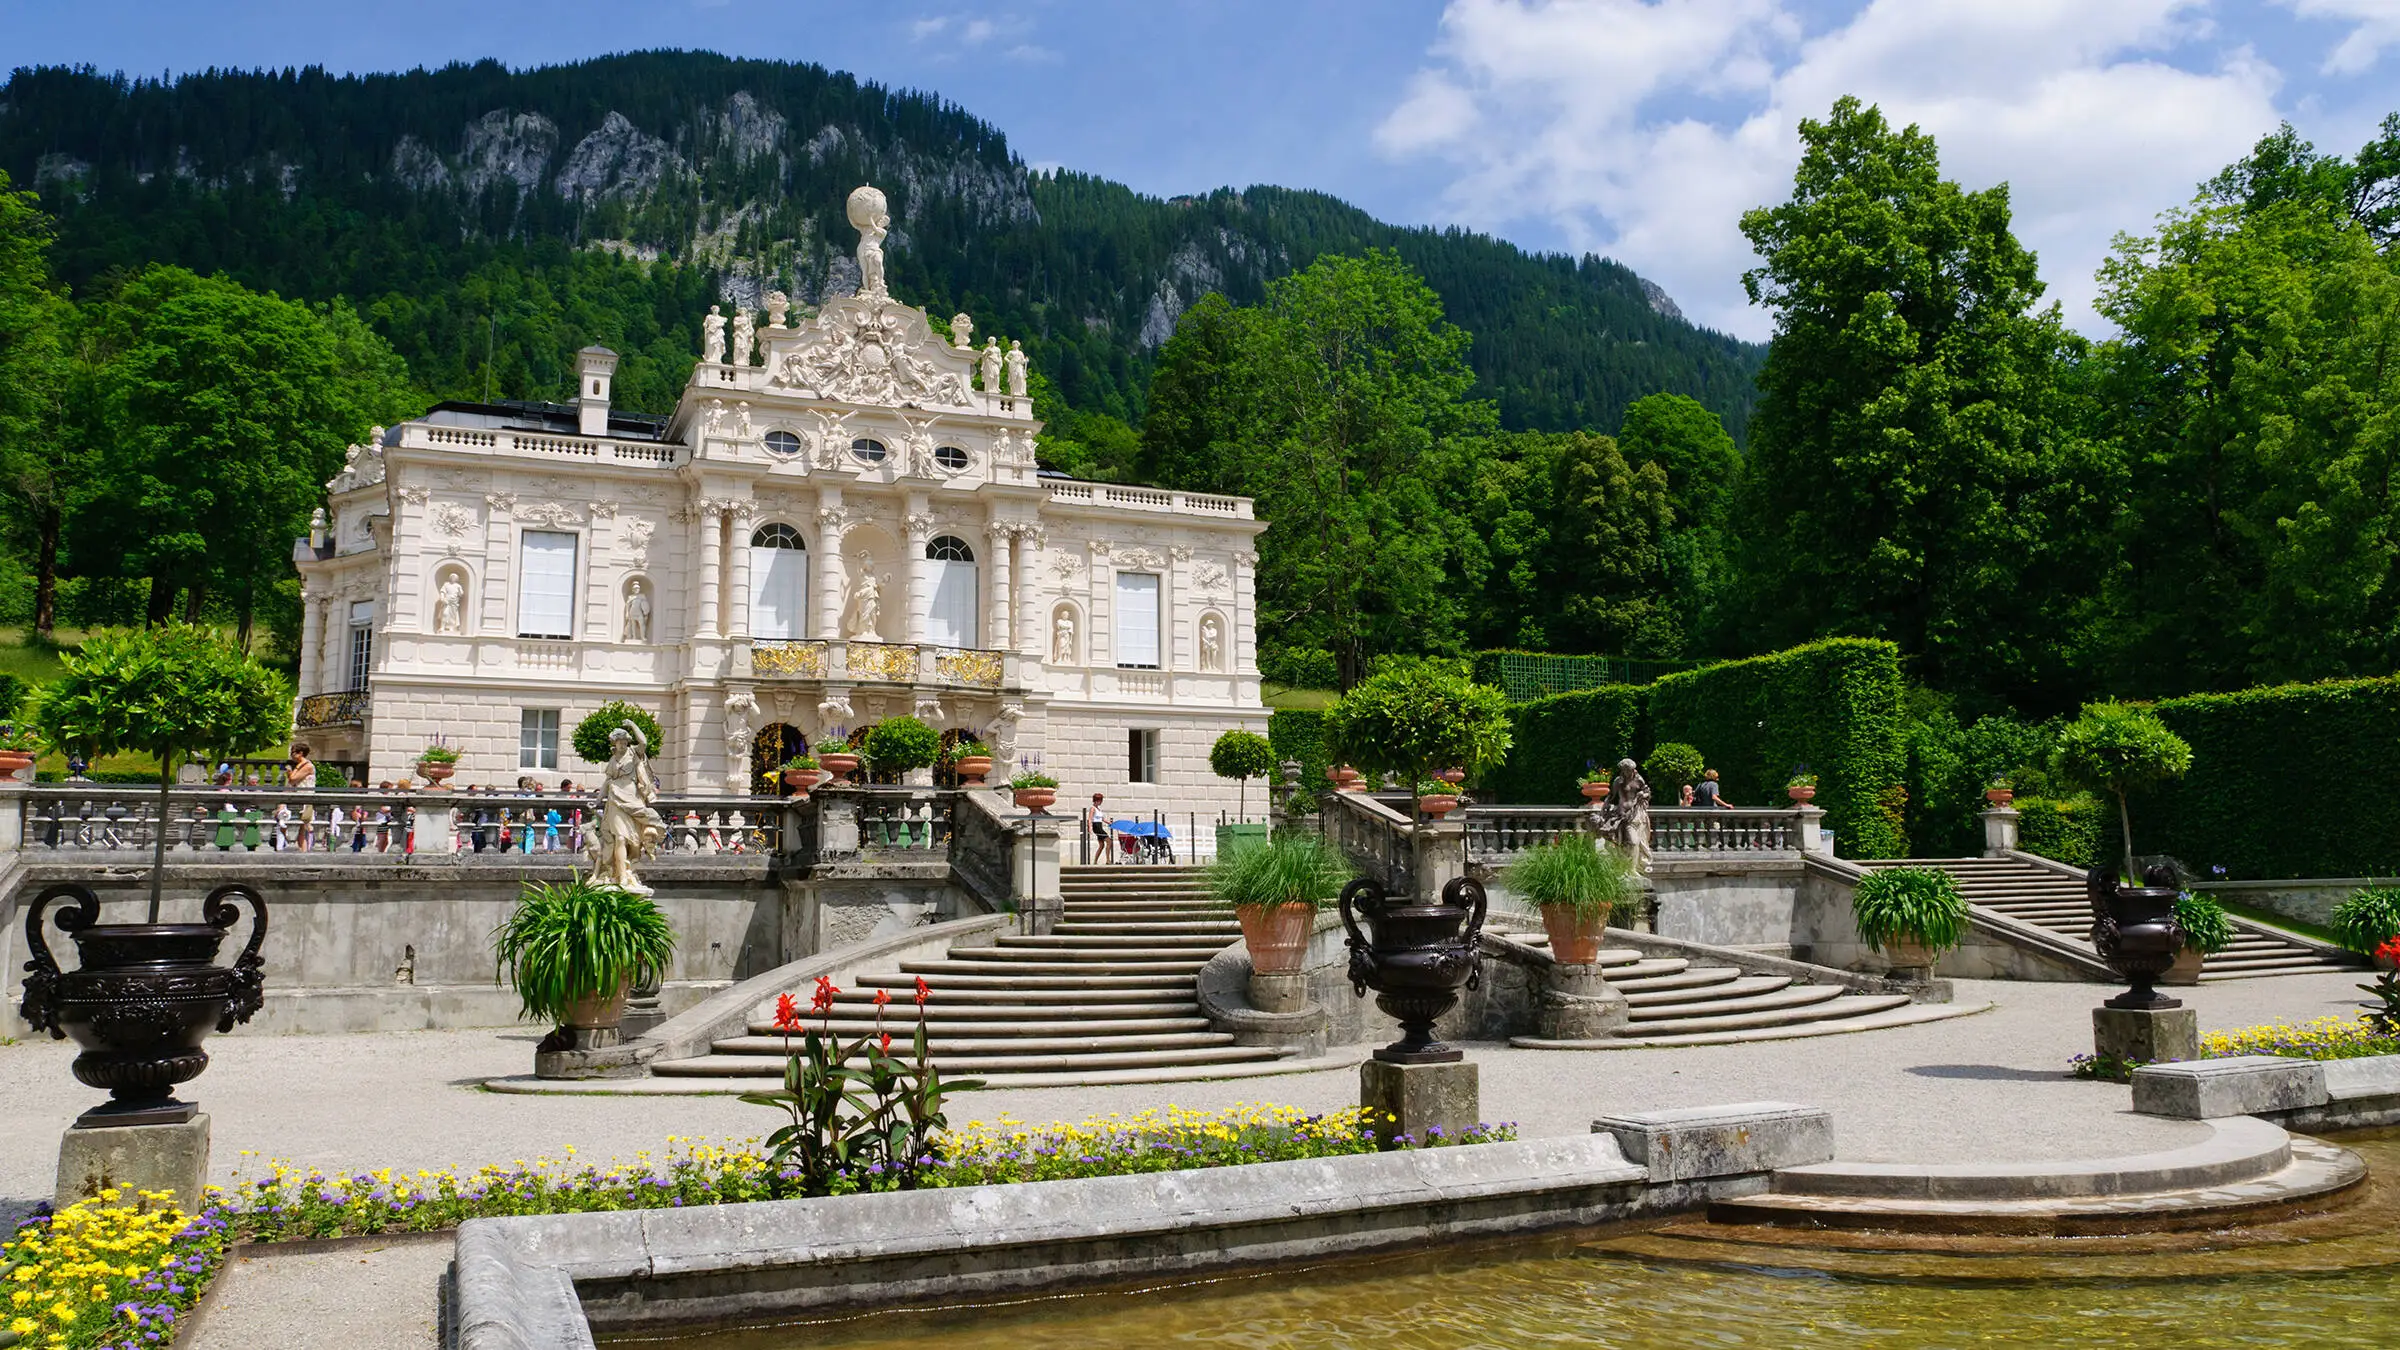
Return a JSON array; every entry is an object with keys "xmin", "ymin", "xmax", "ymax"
[{"xmin": 292, "ymin": 185, "xmax": 1269, "ymax": 807}]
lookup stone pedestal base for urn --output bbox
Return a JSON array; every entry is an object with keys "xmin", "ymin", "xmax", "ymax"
[
  {"xmin": 536, "ymin": 984, "xmax": 631, "ymax": 1078},
  {"xmin": 1342, "ymin": 875, "xmax": 1486, "ymax": 1147},
  {"xmin": 2090, "ymin": 864, "xmax": 2200, "ymax": 1064},
  {"xmin": 20, "ymin": 883, "xmax": 268, "ymax": 1129},
  {"xmin": 1537, "ymin": 963, "xmax": 1629, "ymax": 1039},
  {"xmin": 1238, "ymin": 902, "xmax": 1316, "ymax": 1014}
]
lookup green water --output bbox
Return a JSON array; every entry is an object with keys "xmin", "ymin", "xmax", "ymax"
[{"xmin": 623, "ymin": 1132, "xmax": 2400, "ymax": 1349}]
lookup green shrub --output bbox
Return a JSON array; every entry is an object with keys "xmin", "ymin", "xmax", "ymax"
[
  {"xmin": 1007, "ymin": 770, "xmax": 1059, "ymax": 789},
  {"xmin": 2175, "ymin": 893, "xmax": 2236, "ymax": 956},
  {"xmin": 1260, "ymin": 646, "xmax": 1337, "ymax": 690},
  {"xmin": 863, "ymin": 716, "xmax": 941, "ymax": 774},
  {"xmin": 492, "ymin": 876, "xmax": 677, "ymax": 1026},
  {"xmin": 573, "ymin": 701, "xmax": 665, "ymax": 765},
  {"xmin": 2015, "ymin": 793, "xmax": 2102, "ymax": 868},
  {"xmin": 0, "ymin": 672, "xmax": 27, "ymax": 719},
  {"xmin": 1502, "ymin": 839, "xmax": 1638, "ymax": 917},
  {"xmin": 1901, "ymin": 698, "xmax": 2060, "ymax": 859},
  {"xmin": 1479, "ymin": 685, "xmax": 1646, "ymax": 804},
  {"xmin": 1325, "ymin": 664, "xmax": 1512, "ymax": 788},
  {"xmin": 2331, "ymin": 887, "xmax": 2400, "ymax": 955},
  {"xmin": 1850, "ymin": 867, "xmax": 1970, "ymax": 953},
  {"xmin": 1644, "ymin": 741, "xmax": 1704, "ymax": 797},
  {"xmin": 1206, "ymin": 833, "xmax": 1350, "ymax": 911},
  {"xmin": 1268, "ymin": 708, "xmax": 1330, "ymax": 796}
]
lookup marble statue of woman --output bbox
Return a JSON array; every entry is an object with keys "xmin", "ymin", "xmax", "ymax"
[
  {"xmin": 1610, "ymin": 757, "xmax": 1653, "ymax": 875},
  {"xmin": 848, "ymin": 185, "xmax": 890, "ymax": 298},
  {"xmin": 702, "ymin": 306, "xmax": 726, "ymax": 364},
  {"xmin": 434, "ymin": 576, "xmax": 465, "ymax": 635},
  {"xmin": 590, "ymin": 722, "xmax": 666, "ymax": 894},
  {"xmin": 980, "ymin": 337, "xmax": 1002, "ymax": 394},
  {"xmin": 731, "ymin": 308, "xmax": 756, "ymax": 367},
  {"xmin": 1004, "ymin": 340, "xmax": 1029, "ymax": 398},
  {"xmin": 1053, "ymin": 609, "xmax": 1077, "ymax": 665},
  {"xmin": 622, "ymin": 580, "xmax": 652, "ymax": 642},
  {"xmin": 1200, "ymin": 615, "xmax": 1223, "ymax": 672},
  {"xmin": 845, "ymin": 569, "xmax": 884, "ymax": 640}
]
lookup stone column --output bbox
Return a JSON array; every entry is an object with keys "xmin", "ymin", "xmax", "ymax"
[
  {"xmin": 298, "ymin": 592, "xmax": 326, "ymax": 696},
  {"xmin": 1981, "ymin": 807, "xmax": 2020, "ymax": 857},
  {"xmin": 1015, "ymin": 527, "xmax": 1044, "ymax": 658},
  {"xmin": 903, "ymin": 502, "xmax": 933, "ymax": 644},
  {"xmin": 814, "ymin": 500, "xmax": 847, "ymax": 641},
  {"xmin": 1796, "ymin": 803, "xmax": 1829, "ymax": 855},
  {"xmin": 1414, "ymin": 817, "xmax": 1467, "ymax": 904},
  {"xmin": 985, "ymin": 521, "xmax": 1014, "ymax": 652},
  {"xmin": 584, "ymin": 503, "xmax": 616, "ymax": 643},
  {"xmin": 697, "ymin": 503, "xmax": 725, "ymax": 638},
  {"xmin": 726, "ymin": 504, "xmax": 754, "ymax": 640}
]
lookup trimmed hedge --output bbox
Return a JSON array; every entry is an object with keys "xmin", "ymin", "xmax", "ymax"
[
  {"xmin": 2016, "ymin": 793, "xmax": 2102, "ymax": 869},
  {"xmin": 1481, "ymin": 638, "xmax": 1910, "ymax": 859},
  {"xmin": 1268, "ymin": 709, "xmax": 1331, "ymax": 797},
  {"xmin": 2124, "ymin": 677, "xmax": 2400, "ymax": 879}
]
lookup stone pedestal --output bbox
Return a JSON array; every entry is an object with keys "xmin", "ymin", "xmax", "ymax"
[
  {"xmin": 2094, "ymin": 1005, "xmax": 2198, "ymax": 1065},
  {"xmin": 412, "ymin": 800, "xmax": 458, "ymax": 854},
  {"xmin": 1412, "ymin": 819, "xmax": 1466, "ymax": 903},
  {"xmin": 1361, "ymin": 1058, "xmax": 1479, "ymax": 1149},
  {"xmin": 1536, "ymin": 963, "xmax": 1628, "ymax": 1039},
  {"xmin": 1013, "ymin": 819, "xmax": 1062, "ymax": 935},
  {"xmin": 57, "ymin": 1115, "xmax": 210, "ymax": 1213},
  {"xmin": 1980, "ymin": 807, "xmax": 2020, "ymax": 857},
  {"xmin": 1248, "ymin": 970, "xmax": 1310, "ymax": 1014}
]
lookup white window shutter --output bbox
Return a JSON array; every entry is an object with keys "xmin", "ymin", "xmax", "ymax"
[
  {"xmin": 517, "ymin": 531, "xmax": 578, "ymax": 638},
  {"xmin": 750, "ymin": 547, "xmax": 808, "ymax": 640},
  {"xmin": 1115, "ymin": 572, "xmax": 1160, "ymax": 668},
  {"xmin": 930, "ymin": 561, "xmax": 978, "ymax": 647}
]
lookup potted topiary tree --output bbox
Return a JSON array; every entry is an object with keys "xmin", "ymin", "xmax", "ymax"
[
  {"xmin": 1207, "ymin": 832, "xmax": 1348, "ymax": 975},
  {"xmin": 494, "ymin": 874, "xmax": 677, "ymax": 1066},
  {"xmin": 1851, "ymin": 867, "xmax": 1970, "ymax": 979},
  {"xmin": 1644, "ymin": 742, "xmax": 1704, "ymax": 804},
  {"xmin": 864, "ymin": 715, "xmax": 941, "ymax": 785},
  {"xmin": 574, "ymin": 701, "xmax": 665, "ymax": 772},
  {"xmin": 1504, "ymin": 837, "xmax": 1639, "ymax": 964},
  {"xmin": 1325, "ymin": 664, "xmax": 1512, "ymax": 821},
  {"xmin": 1210, "ymin": 728, "xmax": 1275, "ymax": 817},
  {"xmin": 20, "ymin": 625, "xmax": 288, "ymax": 1124},
  {"xmin": 2166, "ymin": 891, "xmax": 2236, "ymax": 985},
  {"xmin": 2050, "ymin": 701, "xmax": 2193, "ymax": 882}
]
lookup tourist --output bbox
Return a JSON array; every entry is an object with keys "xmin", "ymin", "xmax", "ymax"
[
  {"xmin": 1695, "ymin": 769, "xmax": 1733, "ymax": 810},
  {"xmin": 289, "ymin": 744, "xmax": 319, "ymax": 849},
  {"xmin": 1680, "ymin": 783, "xmax": 1695, "ymax": 807},
  {"xmin": 270, "ymin": 801, "xmax": 293, "ymax": 851},
  {"xmin": 1090, "ymin": 793, "xmax": 1116, "ymax": 863}
]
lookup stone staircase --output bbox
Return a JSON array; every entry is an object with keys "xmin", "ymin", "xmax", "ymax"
[
  {"xmin": 651, "ymin": 865, "xmax": 1293, "ymax": 1086},
  {"xmin": 1860, "ymin": 856, "xmax": 2357, "ymax": 981},
  {"xmin": 1502, "ymin": 934, "xmax": 1959, "ymax": 1047}
]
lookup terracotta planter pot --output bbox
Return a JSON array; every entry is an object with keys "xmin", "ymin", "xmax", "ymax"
[
  {"xmin": 1013, "ymin": 787, "xmax": 1057, "ymax": 814},
  {"xmin": 417, "ymin": 761, "xmax": 456, "ymax": 789},
  {"xmin": 1579, "ymin": 781, "xmax": 1611, "ymax": 803},
  {"xmin": 561, "ymin": 983, "xmax": 630, "ymax": 1031},
  {"xmin": 1985, "ymin": 788, "xmax": 2015, "ymax": 807},
  {"xmin": 1882, "ymin": 936, "xmax": 1937, "ymax": 973},
  {"xmin": 1237, "ymin": 901, "xmax": 1316, "ymax": 974},
  {"xmin": 955, "ymin": 755, "xmax": 993, "ymax": 785},
  {"xmin": 1332, "ymin": 766, "xmax": 1365, "ymax": 793},
  {"xmin": 1435, "ymin": 768, "xmax": 1466, "ymax": 786},
  {"xmin": 1540, "ymin": 903, "xmax": 1612, "ymax": 965},
  {"xmin": 818, "ymin": 752, "xmax": 861, "ymax": 781},
  {"xmin": 2163, "ymin": 946, "xmax": 2206, "ymax": 986},
  {"xmin": 0, "ymin": 750, "xmax": 33, "ymax": 783},
  {"xmin": 1787, "ymin": 784, "xmax": 1816, "ymax": 803},
  {"xmin": 781, "ymin": 768, "xmax": 813, "ymax": 789},
  {"xmin": 1417, "ymin": 794, "xmax": 1460, "ymax": 819}
]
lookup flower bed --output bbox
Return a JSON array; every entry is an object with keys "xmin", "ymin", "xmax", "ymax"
[
  {"xmin": 4, "ymin": 1189, "xmax": 219, "ymax": 1350},
  {"xmin": 2072, "ymin": 1014, "xmax": 2400, "ymax": 1081}
]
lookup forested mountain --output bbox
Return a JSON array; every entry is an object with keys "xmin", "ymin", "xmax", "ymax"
[{"xmin": 0, "ymin": 52, "xmax": 1763, "ymax": 440}]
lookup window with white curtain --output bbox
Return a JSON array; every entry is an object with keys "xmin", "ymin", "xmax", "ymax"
[
  {"xmin": 1115, "ymin": 571, "xmax": 1160, "ymax": 669},
  {"xmin": 520, "ymin": 709, "xmax": 560, "ymax": 770},
  {"xmin": 516, "ymin": 531, "xmax": 578, "ymax": 639},
  {"xmin": 926, "ymin": 535, "xmax": 978, "ymax": 648},
  {"xmin": 748, "ymin": 523, "xmax": 809, "ymax": 640},
  {"xmin": 346, "ymin": 600, "xmax": 375, "ymax": 690}
]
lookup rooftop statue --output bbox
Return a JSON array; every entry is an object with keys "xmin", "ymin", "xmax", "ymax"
[{"xmin": 848, "ymin": 184, "xmax": 890, "ymax": 299}]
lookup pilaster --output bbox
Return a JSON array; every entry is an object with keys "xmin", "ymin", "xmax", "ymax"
[
  {"xmin": 903, "ymin": 498, "xmax": 933, "ymax": 644},
  {"xmin": 985, "ymin": 520, "xmax": 1015, "ymax": 652}
]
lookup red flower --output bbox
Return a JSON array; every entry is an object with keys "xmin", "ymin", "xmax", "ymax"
[
  {"xmin": 879, "ymin": 1031, "xmax": 893, "ymax": 1054},
  {"xmin": 914, "ymin": 976, "xmax": 930, "ymax": 1007},
  {"xmin": 773, "ymin": 993, "xmax": 801, "ymax": 1033},
  {"xmin": 811, "ymin": 975, "xmax": 839, "ymax": 1014},
  {"xmin": 2376, "ymin": 937, "xmax": 2400, "ymax": 965},
  {"xmin": 873, "ymin": 988, "xmax": 892, "ymax": 1008}
]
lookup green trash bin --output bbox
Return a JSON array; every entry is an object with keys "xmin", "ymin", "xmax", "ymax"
[{"xmin": 1215, "ymin": 822, "xmax": 1270, "ymax": 858}]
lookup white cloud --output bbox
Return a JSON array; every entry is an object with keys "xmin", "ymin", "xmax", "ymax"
[
  {"xmin": 2281, "ymin": 0, "xmax": 2400, "ymax": 73},
  {"xmin": 909, "ymin": 15, "xmax": 1001, "ymax": 47},
  {"xmin": 1377, "ymin": 0, "xmax": 2287, "ymax": 339}
]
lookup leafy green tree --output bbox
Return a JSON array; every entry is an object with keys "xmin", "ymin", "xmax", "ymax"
[
  {"xmin": 1325, "ymin": 664, "xmax": 1513, "ymax": 798},
  {"xmin": 1137, "ymin": 292, "xmax": 1248, "ymax": 494},
  {"xmin": 1208, "ymin": 728, "xmax": 1276, "ymax": 816},
  {"xmin": 1547, "ymin": 431, "xmax": 1679, "ymax": 656},
  {"xmin": 2090, "ymin": 120, "xmax": 2400, "ymax": 694},
  {"xmin": 2049, "ymin": 701, "xmax": 2192, "ymax": 881},
  {"xmin": 1732, "ymin": 96, "xmax": 2113, "ymax": 710},
  {"xmin": 1616, "ymin": 393, "xmax": 1739, "ymax": 645},
  {"xmin": 0, "ymin": 170, "xmax": 78, "ymax": 637},
  {"xmin": 573, "ymin": 701, "xmax": 666, "ymax": 765},
  {"xmin": 28, "ymin": 625, "xmax": 290, "ymax": 917}
]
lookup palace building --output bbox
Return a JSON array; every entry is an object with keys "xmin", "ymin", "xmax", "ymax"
[{"xmin": 291, "ymin": 185, "xmax": 1269, "ymax": 803}]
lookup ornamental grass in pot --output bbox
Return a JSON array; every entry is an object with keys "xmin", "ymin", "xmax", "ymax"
[
  {"xmin": 1504, "ymin": 837, "xmax": 1639, "ymax": 964},
  {"xmin": 1851, "ymin": 867, "xmax": 1970, "ymax": 976},
  {"xmin": 494, "ymin": 876, "xmax": 677, "ymax": 1043},
  {"xmin": 1207, "ymin": 832, "xmax": 1348, "ymax": 973},
  {"xmin": 2166, "ymin": 891, "xmax": 2235, "ymax": 985}
]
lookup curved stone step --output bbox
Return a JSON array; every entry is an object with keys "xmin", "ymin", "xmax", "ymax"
[
  {"xmin": 653, "ymin": 1044, "xmax": 1280, "ymax": 1076},
  {"xmin": 1516, "ymin": 997, "xmax": 1980, "ymax": 1050},
  {"xmin": 768, "ymin": 1015, "xmax": 1214, "ymax": 1038},
  {"xmin": 901, "ymin": 956, "xmax": 1208, "ymax": 975},
  {"xmin": 997, "ymin": 933, "xmax": 1232, "ymax": 950},
  {"xmin": 711, "ymin": 1030, "xmax": 1241, "ymax": 1056},
  {"xmin": 1607, "ymin": 966, "xmax": 1735, "ymax": 994},
  {"xmin": 877, "ymin": 970, "xmax": 1196, "ymax": 990},
  {"xmin": 1622, "ymin": 973, "xmax": 1787, "ymax": 1008},
  {"xmin": 841, "ymin": 981, "xmax": 1193, "ymax": 1004},
  {"xmin": 1054, "ymin": 922, "xmax": 1242, "ymax": 936},
  {"xmin": 1623, "ymin": 985, "xmax": 1853, "ymax": 1031}
]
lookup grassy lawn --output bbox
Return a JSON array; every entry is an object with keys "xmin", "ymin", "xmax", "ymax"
[
  {"xmin": 0, "ymin": 627, "xmax": 77, "ymax": 686},
  {"xmin": 1263, "ymin": 683, "xmax": 1337, "ymax": 711}
]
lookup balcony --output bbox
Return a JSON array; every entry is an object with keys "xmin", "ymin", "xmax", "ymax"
[
  {"xmin": 748, "ymin": 640, "xmax": 1010, "ymax": 690},
  {"xmin": 296, "ymin": 688, "xmax": 369, "ymax": 729}
]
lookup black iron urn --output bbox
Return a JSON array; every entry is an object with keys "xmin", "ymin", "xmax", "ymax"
[
  {"xmin": 2090, "ymin": 864, "xmax": 2184, "ymax": 1011},
  {"xmin": 1339, "ymin": 875, "xmax": 1487, "ymax": 1064},
  {"xmin": 20, "ymin": 883, "xmax": 268, "ymax": 1127}
]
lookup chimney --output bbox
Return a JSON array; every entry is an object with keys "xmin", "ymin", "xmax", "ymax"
[{"xmin": 575, "ymin": 346, "xmax": 619, "ymax": 437}]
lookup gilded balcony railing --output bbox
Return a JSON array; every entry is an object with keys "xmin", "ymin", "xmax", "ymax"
[{"xmin": 296, "ymin": 688, "xmax": 369, "ymax": 729}]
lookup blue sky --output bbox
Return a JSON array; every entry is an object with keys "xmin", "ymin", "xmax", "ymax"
[{"xmin": 4, "ymin": 0, "xmax": 2396, "ymax": 339}]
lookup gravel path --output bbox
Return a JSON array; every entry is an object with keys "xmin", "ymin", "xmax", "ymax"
[{"xmin": 0, "ymin": 969, "xmax": 2375, "ymax": 1348}]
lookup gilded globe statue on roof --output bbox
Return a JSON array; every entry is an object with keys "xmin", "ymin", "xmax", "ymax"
[{"xmin": 848, "ymin": 184, "xmax": 890, "ymax": 299}]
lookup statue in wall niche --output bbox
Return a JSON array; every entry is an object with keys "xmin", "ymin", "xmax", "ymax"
[
  {"xmin": 1053, "ymin": 609, "xmax": 1078, "ymax": 665},
  {"xmin": 980, "ymin": 337, "xmax": 1002, "ymax": 394},
  {"xmin": 1200, "ymin": 614, "xmax": 1223, "ymax": 672},
  {"xmin": 844, "ymin": 569, "xmax": 885, "ymax": 641},
  {"xmin": 622, "ymin": 580, "xmax": 653, "ymax": 642},
  {"xmin": 702, "ymin": 305, "xmax": 727, "ymax": 364},
  {"xmin": 766, "ymin": 290, "xmax": 789, "ymax": 329},
  {"xmin": 951, "ymin": 313, "xmax": 973, "ymax": 350},
  {"xmin": 590, "ymin": 722, "xmax": 666, "ymax": 895},
  {"xmin": 724, "ymin": 690, "xmax": 759, "ymax": 792},
  {"xmin": 731, "ymin": 308, "xmax": 756, "ymax": 367},
  {"xmin": 849, "ymin": 185, "xmax": 890, "ymax": 298},
  {"xmin": 1004, "ymin": 340, "xmax": 1029, "ymax": 398},
  {"xmin": 433, "ymin": 575, "xmax": 466, "ymax": 635},
  {"xmin": 1590, "ymin": 757, "xmax": 1654, "ymax": 875}
]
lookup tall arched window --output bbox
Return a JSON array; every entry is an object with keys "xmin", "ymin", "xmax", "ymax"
[
  {"xmin": 749, "ymin": 523, "xmax": 808, "ymax": 640},
  {"xmin": 925, "ymin": 535, "xmax": 978, "ymax": 648}
]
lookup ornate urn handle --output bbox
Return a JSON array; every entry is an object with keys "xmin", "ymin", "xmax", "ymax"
[
  {"xmin": 204, "ymin": 884, "xmax": 271, "ymax": 1031},
  {"xmin": 19, "ymin": 884, "xmax": 101, "ymax": 1040},
  {"xmin": 1338, "ymin": 878, "xmax": 1384, "ymax": 997},
  {"xmin": 1443, "ymin": 876, "xmax": 1490, "ymax": 990}
]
